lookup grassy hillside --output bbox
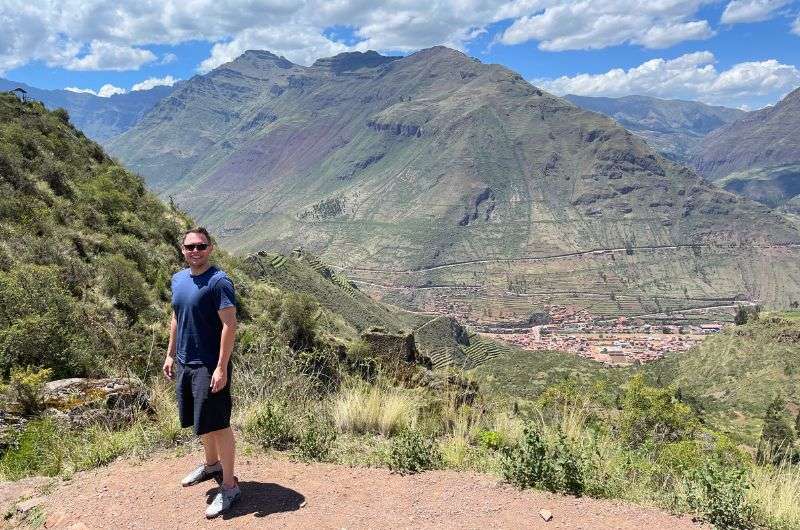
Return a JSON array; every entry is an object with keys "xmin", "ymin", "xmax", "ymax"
[
  {"xmin": 0, "ymin": 91, "xmax": 473, "ymax": 380},
  {"xmin": 648, "ymin": 311, "xmax": 800, "ymax": 444},
  {"xmin": 716, "ymin": 164, "xmax": 800, "ymax": 211}
]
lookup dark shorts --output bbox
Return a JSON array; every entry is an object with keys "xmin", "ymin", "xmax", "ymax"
[{"xmin": 176, "ymin": 361, "xmax": 232, "ymax": 436}]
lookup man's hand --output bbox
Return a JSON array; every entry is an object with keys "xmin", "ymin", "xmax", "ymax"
[
  {"xmin": 210, "ymin": 366, "xmax": 227, "ymax": 393},
  {"xmin": 162, "ymin": 355, "xmax": 175, "ymax": 380}
]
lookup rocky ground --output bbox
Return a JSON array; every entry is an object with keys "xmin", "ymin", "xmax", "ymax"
[{"xmin": 1, "ymin": 451, "xmax": 704, "ymax": 529}]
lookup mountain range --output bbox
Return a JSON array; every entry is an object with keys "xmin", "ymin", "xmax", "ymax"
[
  {"xmin": 0, "ymin": 78, "xmax": 175, "ymax": 141},
  {"xmin": 104, "ymin": 47, "xmax": 800, "ymax": 324},
  {"xmin": 564, "ymin": 94, "xmax": 745, "ymax": 164},
  {"xmin": 689, "ymin": 87, "xmax": 800, "ymax": 212}
]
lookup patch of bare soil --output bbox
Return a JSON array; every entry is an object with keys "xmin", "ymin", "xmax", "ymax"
[{"xmin": 4, "ymin": 451, "xmax": 703, "ymax": 529}]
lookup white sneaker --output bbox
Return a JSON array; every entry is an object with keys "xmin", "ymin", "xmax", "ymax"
[
  {"xmin": 181, "ymin": 461, "xmax": 222, "ymax": 487},
  {"xmin": 205, "ymin": 479, "xmax": 241, "ymax": 519}
]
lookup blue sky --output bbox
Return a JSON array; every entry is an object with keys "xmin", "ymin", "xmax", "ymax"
[{"xmin": 2, "ymin": 1, "xmax": 799, "ymax": 109}]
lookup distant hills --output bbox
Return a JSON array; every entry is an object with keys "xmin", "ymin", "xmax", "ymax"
[
  {"xmin": 690, "ymin": 87, "xmax": 800, "ymax": 211},
  {"xmin": 105, "ymin": 47, "xmax": 800, "ymax": 323},
  {"xmin": 0, "ymin": 78, "xmax": 174, "ymax": 141},
  {"xmin": 564, "ymin": 94, "xmax": 744, "ymax": 164}
]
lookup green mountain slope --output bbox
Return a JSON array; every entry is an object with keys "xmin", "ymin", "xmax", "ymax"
[
  {"xmin": 647, "ymin": 312, "xmax": 800, "ymax": 443},
  {"xmin": 0, "ymin": 92, "xmax": 186, "ymax": 377},
  {"xmin": 715, "ymin": 164, "xmax": 800, "ymax": 211},
  {"xmin": 109, "ymin": 47, "xmax": 800, "ymax": 324},
  {"xmin": 565, "ymin": 94, "xmax": 744, "ymax": 164}
]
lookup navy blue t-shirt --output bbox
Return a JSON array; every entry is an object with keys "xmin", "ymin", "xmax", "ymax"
[{"xmin": 171, "ymin": 266, "xmax": 236, "ymax": 368}]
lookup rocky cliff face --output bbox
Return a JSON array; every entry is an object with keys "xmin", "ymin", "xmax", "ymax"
[{"xmin": 108, "ymin": 47, "xmax": 800, "ymax": 322}]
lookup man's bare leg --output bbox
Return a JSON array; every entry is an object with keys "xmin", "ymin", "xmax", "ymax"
[
  {"xmin": 201, "ymin": 432, "xmax": 220, "ymax": 467},
  {"xmin": 214, "ymin": 427, "xmax": 236, "ymax": 487}
]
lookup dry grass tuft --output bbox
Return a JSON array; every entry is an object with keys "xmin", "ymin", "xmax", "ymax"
[{"xmin": 333, "ymin": 383, "xmax": 419, "ymax": 436}]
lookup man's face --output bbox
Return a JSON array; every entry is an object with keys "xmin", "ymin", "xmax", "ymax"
[{"xmin": 182, "ymin": 232, "xmax": 212, "ymax": 269}]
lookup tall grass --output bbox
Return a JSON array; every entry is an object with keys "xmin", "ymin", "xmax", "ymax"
[
  {"xmin": 332, "ymin": 383, "xmax": 419, "ymax": 436},
  {"xmin": 748, "ymin": 462, "xmax": 800, "ymax": 529}
]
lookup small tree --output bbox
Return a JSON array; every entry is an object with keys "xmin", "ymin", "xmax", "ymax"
[
  {"xmin": 734, "ymin": 305, "xmax": 760, "ymax": 326},
  {"xmin": 756, "ymin": 395, "xmax": 797, "ymax": 465}
]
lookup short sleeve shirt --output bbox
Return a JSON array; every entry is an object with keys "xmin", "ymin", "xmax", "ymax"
[{"xmin": 171, "ymin": 266, "xmax": 236, "ymax": 368}]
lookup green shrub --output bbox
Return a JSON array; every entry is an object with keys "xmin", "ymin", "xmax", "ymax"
[
  {"xmin": 620, "ymin": 374, "xmax": 698, "ymax": 447},
  {"xmin": 1, "ymin": 366, "xmax": 52, "ymax": 414},
  {"xmin": 687, "ymin": 461, "xmax": 755, "ymax": 529},
  {"xmin": 243, "ymin": 402, "xmax": 297, "ymax": 450},
  {"xmin": 477, "ymin": 429, "xmax": 505, "ymax": 451},
  {"xmin": 277, "ymin": 293, "xmax": 319, "ymax": 351},
  {"xmin": 0, "ymin": 264, "xmax": 88, "ymax": 377},
  {"xmin": 0, "ymin": 417, "xmax": 64, "ymax": 479},
  {"xmin": 52, "ymin": 108, "xmax": 70, "ymax": 125},
  {"xmin": 387, "ymin": 428, "xmax": 440, "ymax": 474},
  {"xmin": 501, "ymin": 423, "xmax": 585, "ymax": 496},
  {"xmin": 99, "ymin": 254, "xmax": 152, "ymax": 320},
  {"xmin": 756, "ymin": 395, "xmax": 797, "ymax": 466},
  {"xmin": 293, "ymin": 415, "xmax": 336, "ymax": 462}
]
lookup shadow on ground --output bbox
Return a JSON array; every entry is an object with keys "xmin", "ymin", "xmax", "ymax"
[{"xmin": 205, "ymin": 482, "xmax": 305, "ymax": 519}]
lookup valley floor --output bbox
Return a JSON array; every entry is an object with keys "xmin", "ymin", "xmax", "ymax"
[{"xmin": 3, "ymin": 451, "xmax": 702, "ymax": 529}]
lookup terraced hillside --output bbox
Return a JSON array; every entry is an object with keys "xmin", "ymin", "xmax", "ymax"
[
  {"xmin": 242, "ymin": 251, "xmax": 485, "ymax": 368},
  {"xmin": 109, "ymin": 47, "xmax": 800, "ymax": 324}
]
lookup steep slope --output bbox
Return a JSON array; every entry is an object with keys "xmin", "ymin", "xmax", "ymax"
[
  {"xmin": 0, "ymin": 79, "xmax": 174, "ymax": 141},
  {"xmin": 690, "ymin": 87, "xmax": 800, "ymax": 209},
  {"xmin": 0, "ymin": 91, "xmax": 186, "ymax": 378},
  {"xmin": 109, "ymin": 47, "xmax": 800, "ymax": 324},
  {"xmin": 565, "ymin": 94, "xmax": 744, "ymax": 163}
]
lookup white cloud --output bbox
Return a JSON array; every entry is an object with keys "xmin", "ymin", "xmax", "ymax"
[
  {"xmin": 199, "ymin": 25, "xmax": 349, "ymax": 71},
  {"xmin": 499, "ymin": 1, "xmax": 714, "ymax": 50},
  {"xmin": 131, "ymin": 75, "xmax": 179, "ymax": 91},
  {"xmin": 65, "ymin": 40, "xmax": 155, "ymax": 71},
  {"xmin": 792, "ymin": 15, "xmax": 800, "ymax": 34},
  {"xmin": 63, "ymin": 83, "xmax": 127, "ymax": 97},
  {"xmin": 159, "ymin": 52, "xmax": 178, "ymax": 65},
  {"xmin": 0, "ymin": 1, "xmax": 721, "ymax": 76},
  {"xmin": 97, "ymin": 83, "xmax": 127, "ymax": 97},
  {"xmin": 535, "ymin": 51, "xmax": 800, "ymax": 107},
  {"xmin": 64, "ymin": 86, "xmax": 96, "ymax": 95},
  {"xmin": 720, "ymin": 0, "xmax": 791, "ymax": 24}
]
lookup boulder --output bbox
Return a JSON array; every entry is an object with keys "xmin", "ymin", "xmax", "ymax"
[{"xmin": 42, "ymin": 377, "xmax": 150, "ymax": 429}]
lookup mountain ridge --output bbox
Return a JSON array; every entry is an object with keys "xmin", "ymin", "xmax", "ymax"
[{"xmin": 108, "ymin": 47, "xmax": 800, "ymax": 323}]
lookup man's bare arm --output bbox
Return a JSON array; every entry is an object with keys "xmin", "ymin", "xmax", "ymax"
[
  {"xmin": 210, "ymin": 306, "xmax": 237, "ymax": 392},
  {"xmin": 163, "ymin": 311, "xmax": 178, "ymax": 379}
]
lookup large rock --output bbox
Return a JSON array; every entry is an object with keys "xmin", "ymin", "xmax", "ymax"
[{"xmin": 42, "ymin": 377, "xmax": 150, "ymax": 429}]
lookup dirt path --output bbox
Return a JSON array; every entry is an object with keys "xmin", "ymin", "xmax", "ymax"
[
  {"xmin": 336, "ymin": 242, "xmax": 800, "ymax": 274},
  {"xmin": 4, "ymin": 451, "xmax": 703, "ymax": 529}
]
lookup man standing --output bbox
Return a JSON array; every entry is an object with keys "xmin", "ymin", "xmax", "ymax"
[{"xmin": 163, "ymin": 227, "xmax": 240, "ymax": 519}]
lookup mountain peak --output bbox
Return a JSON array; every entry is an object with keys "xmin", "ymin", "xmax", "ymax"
[
  {"xmin": 234, "ymin": 50, "xmax": 296, "ymax": 69},
  {"xmin": 311, "ymin": 50, "xmax": 399, "ymax": 74}
]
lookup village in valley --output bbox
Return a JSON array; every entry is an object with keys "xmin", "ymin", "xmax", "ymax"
[{"xmin": 474, "ymin": 305, "xmax": 726, "ymax": 366}]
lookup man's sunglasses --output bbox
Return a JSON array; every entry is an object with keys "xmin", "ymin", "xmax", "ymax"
[{"xmin": 183, "ymin": 243, "xmax": 210, "ymax": 251}]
